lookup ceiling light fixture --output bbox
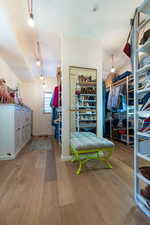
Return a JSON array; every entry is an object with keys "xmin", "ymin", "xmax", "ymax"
[
  {"xmin": 40, "ymin": 75, "xmax": 44, "ymax": 80},
  {"xmin": 27, "ymin": 0, "xmax": 34, "ymax": 27},
  {"xmin": 111, "ymin": 54, "xmax": 116, "ymax": 73},
  {"xmin": 42, "ymin": 82, "xmax": 46, "ymax": 89},
  {"xmin": 35, "ymin": 42, "xmax": 42, "ymax": 67},
  {"xmin": 36, "ymin": 58, "xmax": 41, "ymax": 66}
]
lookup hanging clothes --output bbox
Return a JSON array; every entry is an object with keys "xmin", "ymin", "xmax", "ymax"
[{"xmin": 107, "ymin": 86, "xmax": 120, "ymax": 110}]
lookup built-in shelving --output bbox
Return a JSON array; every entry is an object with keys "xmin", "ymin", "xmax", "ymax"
[
  {"xmin": 133, "ymin": 1, "xmax": 150, "ymax": 218},
  {"xmin": 137, "ymin": 87, "xmax": 150, "ymax": 94},
  {"xmin": 137, "ymin": 64, "xmax": 150, "ymax": 75},
  {"xmin": 137, "ymin": 152, "xmax": 150, "ymax": 161}
]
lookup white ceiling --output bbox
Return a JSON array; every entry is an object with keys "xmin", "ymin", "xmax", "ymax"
[{"xmin": 0, "ymin": 0, "xmax": 143, "ymax": 81}]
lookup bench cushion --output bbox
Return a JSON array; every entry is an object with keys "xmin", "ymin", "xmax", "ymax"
[{"xmin": 71, "ymin": 132, "xmax": 114, "ymax": 151}]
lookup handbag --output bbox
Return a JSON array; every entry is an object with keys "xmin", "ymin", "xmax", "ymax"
[
  {"xmin": 123, "ymin": 31, "xmax": 131, "ymax": 58},
  {"xmin": 123, "ymin": 10, "xmax": 137, "ymax": 58}
]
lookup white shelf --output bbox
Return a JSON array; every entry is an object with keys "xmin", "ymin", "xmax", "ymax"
[
  {"xmin": 137, "ymin": 131, "xmax": 150, "ymax": 138},
  {"xmin": 78, "ymin": 124, "xmax": 96, "ymax": 128},
  {"xmin": 79, "ymin": 112, "xmax": 96, "ymax": 115},
  {"xmin": 137, "ymin": 172, "xmax": 150, "ymax": 185},
  {"xmin": 137, "ymin": 64, "xmax": 150, "ymax": 75},
  {"xmin": 137, "ymin": 152, "xmax": 150, "ymax": 161},
  {"xmin": 137, "ymin": 194, "xmax": 150, "ymax": 214},
  {"xmin": 138, "ymin": 40, "xmax": 150, "ymax": 53},
  {"xmin": 137, "ymin": 201, "xmax": 150, "ymax": 218},
  {"xmin": 134, "ymin": 5, "xmax": 150, "ymax": 219},
  {"xmin": 138, "ymin": 111, "xmax": 150, "ymax": 118},
  {"xmin": 80, "ymin": 100, "xmax": 96, "ymax": 102},
  {"xmin": 79, "ymin": 106, "xmax": 96, "ymax": 109},
  {"xmin": 137, "ymin": 87, "xmax": 150, "ymax": 94},
  {"xmin": 138, "ymin": 0, "xmax": 150, "ymax": 15},
  {"xmin": 75, "ymin": 94, "xmax": 96, "ymax": 96}
]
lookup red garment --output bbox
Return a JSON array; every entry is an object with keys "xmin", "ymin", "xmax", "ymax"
[{"xmin": 52, "ymin": 85, "xmax": 61, "ymax": 107}]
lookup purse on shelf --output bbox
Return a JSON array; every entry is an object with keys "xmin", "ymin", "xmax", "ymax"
[{"xmin": 123, "ymin": 30, "xmax": 131, "ymax": 58}]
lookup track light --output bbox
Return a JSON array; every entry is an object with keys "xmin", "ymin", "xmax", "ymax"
[
  {"xmin": 111, "ymin": 66, "xmax": 116, "ymax": 73},
  {"xmin": 27, "ymin": 0, "xmax": 34, "ymax": 27},
  {"xmin": 42, "ymin": 82, "xmax": 46, "ymax": 89},
  {"xmin": 36, "ymin": 58, "xmax": 41, "ymax": 66},
  {"xmin": 28, "ymin": 13, "xmax": 34, "ymax": 27},
  {"xmin": 110, "ymin": 54, "xmax": 116, "ymax": 73},
  {"xmin": 40, "ymin": 75, "xmax": 44, "ymax": 80}
]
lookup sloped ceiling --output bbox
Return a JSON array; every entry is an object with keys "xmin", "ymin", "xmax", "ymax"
[{"xmin": 0, "ymin": 0, "xmax": 143, "ymax": 81}]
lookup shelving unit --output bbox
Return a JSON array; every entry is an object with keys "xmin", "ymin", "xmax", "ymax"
[
  {"xmin": 133, "ymin": 0, "xmax": 150, "ymax": 218},
  {"xmin": 75, "ymin": 81, "xmax": 97, "ymax": 133},
  {"xmin": 106, "ymin": 76, "xmax": 134, "ymax": 145}
]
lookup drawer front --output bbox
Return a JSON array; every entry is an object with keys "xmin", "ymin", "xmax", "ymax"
[{"xmin": 15, "ymin": 108, "xmax": 21, "ymax": 129}]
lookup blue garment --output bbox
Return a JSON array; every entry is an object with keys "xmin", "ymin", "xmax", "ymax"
[{"xmin": 112, "ymin": 71, "xmax": 132, "ymax": 83}]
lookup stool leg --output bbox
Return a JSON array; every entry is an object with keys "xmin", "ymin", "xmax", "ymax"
[{"xmin": 76, "ymin": 160, "xmax": 82, "ymax": 175}]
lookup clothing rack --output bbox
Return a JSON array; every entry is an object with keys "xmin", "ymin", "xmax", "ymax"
[{"xmin": 105, "ymin": 75, "xmax": 134, "ymax": 145}]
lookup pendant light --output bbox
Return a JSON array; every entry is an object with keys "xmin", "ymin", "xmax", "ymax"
[
  {"xmin": 42, "ymin": 81, "xmax": 46, "ymax": 89},
  {"xmin": 40, "ymin": 75, "xmax": 44, "ymax": 80},
  {"xmin": 111, "ymin": 54, "xmax": 116, "ymax": 73},
  {"xmin": 36, "ymin": 58, "xmax": 41, "ymax": 66},
  {"xmin": 36, "ymin": 42, "xmax": 41, "ymax": 66},
  {"xmin": 27, "ymin": 0, "xmax": 34, "ymax": 27}
]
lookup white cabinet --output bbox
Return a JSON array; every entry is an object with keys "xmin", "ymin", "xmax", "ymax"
[{"xmin": 0, "ymin": 104, "xmax": 32, "ymax": 160}]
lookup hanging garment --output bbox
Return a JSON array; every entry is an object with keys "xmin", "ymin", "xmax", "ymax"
[
  {"xmin": 52, "ymin": 86, "xmax": 59, "ymax": 107},
  {"xmin": 107, "ymin": 86, "xmax": 120, "ymax": 110},
  {"xmin": 112, "ymin": 86, "xmax": 120, "ymax": 109}
]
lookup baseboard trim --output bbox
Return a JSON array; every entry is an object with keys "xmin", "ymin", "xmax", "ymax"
[{"xmin": 61, "ymin": 154, "xmax": 73, "ymax": 161}]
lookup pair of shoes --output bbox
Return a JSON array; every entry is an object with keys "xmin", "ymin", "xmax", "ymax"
[{"xmin": 140, "ymin": 167, "xmax": 150, "ymax": 180}]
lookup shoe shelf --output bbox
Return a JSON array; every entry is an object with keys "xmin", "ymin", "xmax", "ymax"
[
  {"xmin": 137, "ymin": 172, "xmax": 150, "ymax": 185},
  {"xmin": 138, "ymin": 40, "xmax": 150, "ymax": 54},
  {"xmin": 138, "ymin": 0, "xmax": 150, "ymax": 16},
  {"xmin": 79, "ymin": 100, "xmax": 96, "ymax": 102},
  {"xmin": 75, "ymin": 94, "xmax": 96, "ymax": 96},
  {"xmin": 137, "ymin": 194, "xmax": 150, "ymax": 212},
  {"xmin": 138, "ymin": 111, "xmax": 150, "ymax": 118},
  {"xmin": 137, "ymin": 131, "xmax": 150, "ymax": 138},
  {"xmin": 137, "ymin": 87, "xmax": 150, "ymax": 94},
  {"xmin": 133, "ymin": 1, "xmax": 150, "ymax": 218},
  {"xmin": 137, "ymin": 64, "xmax": 150, "ymax": 75},
  {"xmin": 137, "ymin": 152, "xmax": 150, "ymax": 161}
]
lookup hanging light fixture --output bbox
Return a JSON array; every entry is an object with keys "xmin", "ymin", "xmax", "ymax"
[
  {"xmin": 40, "ymin": 74, "xmax": 44, "ymax": 80},
  {"xmin": 42, "ymin": 82, "xmax": 46, "ymax": 89},
  {"xmin": 111, "ymin": 54, "xmax": 116, "ymax": 73},
  {"xmin": 27, "ymin": 0, "xmax": 34, "ymax": 27},
  {"xmin": 36, "ymin": 58, "xmax": 41, "ymax": 66},
  {"xmin": 35, "ymin": 42, "xmax": 41, "ymax": 66}
]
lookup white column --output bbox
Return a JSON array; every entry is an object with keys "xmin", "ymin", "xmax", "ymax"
[{"xmin": 61, "ymin": 35, "xmax": 103, "ymax": 160}]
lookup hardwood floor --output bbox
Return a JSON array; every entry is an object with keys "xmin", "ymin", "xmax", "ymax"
[{"xmin": 0, "ymin": 137, "xmax": 149, "ymax": 225}]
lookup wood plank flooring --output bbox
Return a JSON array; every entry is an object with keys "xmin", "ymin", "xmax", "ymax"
[{"xmin": 0, "ymin": 137, "xmax": 149, "ymax": 225}]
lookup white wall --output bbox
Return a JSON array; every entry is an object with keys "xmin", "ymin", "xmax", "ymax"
[
  {"xmin": 0, "ymin": 58, "xmax": 21, "ymax": 89},
  {"xmin": 21, "ymin": 77, "xmax": 57, "ymax": 136},
  {"xmin": 61, "ymin": 35, "xmax": 102, "ymax": 159}
]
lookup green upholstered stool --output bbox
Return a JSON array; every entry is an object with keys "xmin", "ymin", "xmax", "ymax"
[{"xmin": 71, "ymin": 132, "xmax": 115, "ymax": 175}]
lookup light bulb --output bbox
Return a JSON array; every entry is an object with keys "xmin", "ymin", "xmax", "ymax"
[
  {"xmin": 36, "ymin": 59, "xmax": 41, "ymax": 66},
  {"xmin": 43, "ymin": 83, "xmax": 46, "ymax": 89},
  {"xmin": 111, "ymin": 66, "xmax": 116, "ymax": 73},
  {"xmin": 28, "ymin": 13, "xmax": 34, "ymax": 27},
  {"xmin": 40, "ymin": 75, "xmax": 44, "ymax": 80}
]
